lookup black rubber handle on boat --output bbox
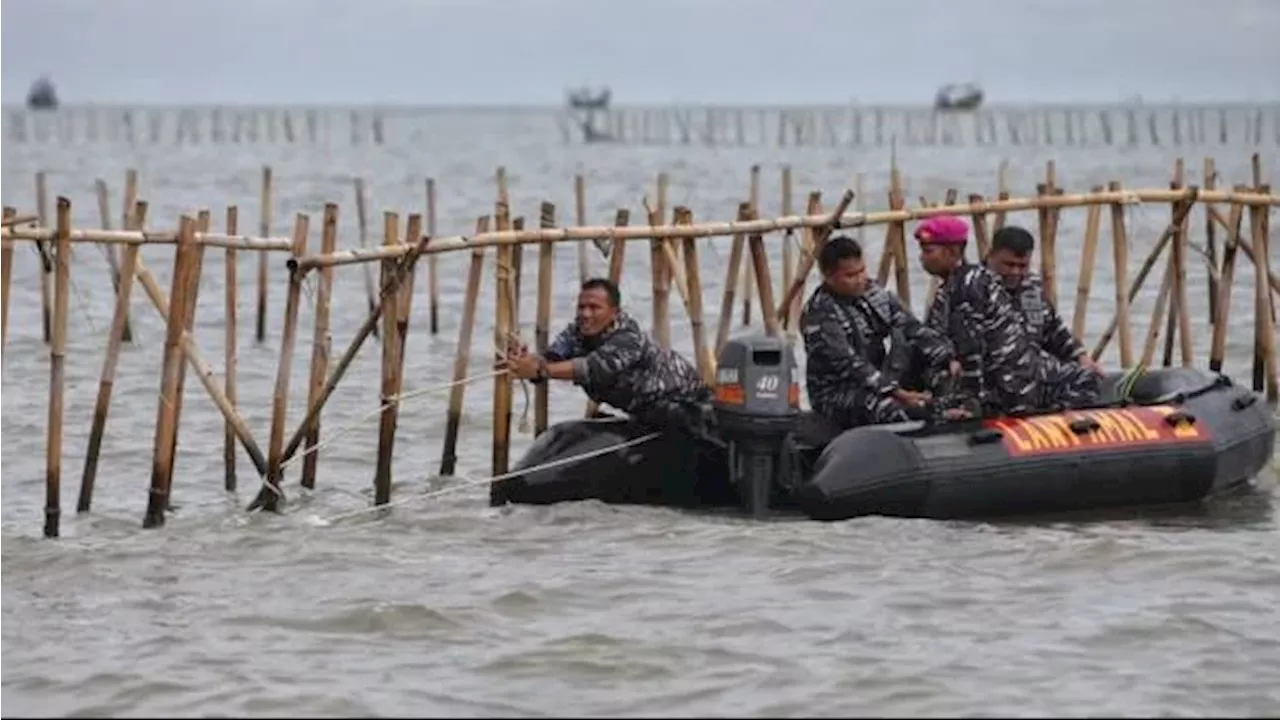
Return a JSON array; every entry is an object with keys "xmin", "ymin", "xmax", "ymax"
[
  {"xmin": 1231, "ymin": 393, "xmax": 1259, "ymax": 411},
  {"xmin": 968, "ymin": 428, "xmax": 1004, "ymax": 445},
  {"xmin": 1068, "ymin": 417, "xmax": 1102, "ymax": 434}
]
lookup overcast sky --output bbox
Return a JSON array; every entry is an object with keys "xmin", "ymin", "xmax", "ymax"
[{"xmin": 3, "ymin": 0, "xmax": 1278, "ymax": 105}]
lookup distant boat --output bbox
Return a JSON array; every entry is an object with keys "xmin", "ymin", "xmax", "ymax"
[
  {"xmin": 26, "ymin": 77, "xmax": 59, "ymax": 110},
  {"xmin": 567, "ymin": 87, "xmax": 611, "ymax": 110},
  {"xmin": 934, "ymin": 82, "xmax": 983, "ymax": 111}
]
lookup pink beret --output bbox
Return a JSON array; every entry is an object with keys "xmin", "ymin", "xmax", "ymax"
[{"xmin": 914, "ymin": 215, "xmax": 970, "ymax": 245}]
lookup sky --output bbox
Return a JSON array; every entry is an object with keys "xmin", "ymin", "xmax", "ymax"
[{"xmin": 2, "ymin": 0, "xmax": 1278, "ymax": 106}]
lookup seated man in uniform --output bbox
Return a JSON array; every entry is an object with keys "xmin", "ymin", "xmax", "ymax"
[
  {"xmin": 916, "ymin": 215, "xmax": 1101, "ymax": 416},
  {"xmin": 801, "ymin": 235, "xmax": 961, "ymax": 431},
  {"xmin": 503, "ymin": 277, "xmax": 713, "ymax": 437},
  {"xmin": 986, "ymin": 225, "xmax": 1102, "ymax": 371}
]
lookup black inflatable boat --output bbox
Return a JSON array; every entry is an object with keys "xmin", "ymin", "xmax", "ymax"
[{"xmin": 490, "ymin": 334, "xmax": 1277, "ymax": 522}]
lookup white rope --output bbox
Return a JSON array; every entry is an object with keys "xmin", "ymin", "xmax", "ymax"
[
  {"xmin": 306, "ymin": 430, "xmax": 662, "ymax": 525},
  {"xmin": 279, "ymin": 368, "xmax": 508, "ymax": 472}
]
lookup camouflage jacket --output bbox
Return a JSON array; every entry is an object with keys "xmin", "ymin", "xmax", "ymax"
[
  {"xmin": 1008, "ymin": 273, "xmax": 1086, "ymax": 362},
  {"xmin": 801, "ymin": 281, "xmax": 953, "ymax": 418},
  {"xmin": 925, "ymin": 263, "xmax": 1039, "ymax": 414},
  {"xmin": 541, "ymin": 311, "xmax": 710, "ymax": 414}
]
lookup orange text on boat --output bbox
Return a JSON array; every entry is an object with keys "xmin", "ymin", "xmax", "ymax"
[{"xmin": 982, "ymin": 405, "xmax": 1209, "ymax": 458}]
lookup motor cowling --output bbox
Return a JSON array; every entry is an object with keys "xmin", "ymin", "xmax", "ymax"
[{"xmin": 712, "ymin": 332, "xmax": 801, "ymax": 517}]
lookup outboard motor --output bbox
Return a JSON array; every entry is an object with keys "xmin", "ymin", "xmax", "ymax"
[{"xmin": 712, "ymin": 332, "xmax": 801, "ymax": 518}]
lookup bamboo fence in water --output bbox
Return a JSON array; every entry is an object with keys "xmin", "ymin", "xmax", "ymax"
[{"xmin": 1, "ymin": 155, "xmax": 1276, "ymax": 538}]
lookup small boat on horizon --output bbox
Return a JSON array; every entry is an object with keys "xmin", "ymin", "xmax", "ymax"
[
  {"xmin": 26, "ymin": 76, "xmax": 59, "ymax": 110},
  {"xmin": 935, "ymin": 82, "xmax": 983, "ymax": 111}
]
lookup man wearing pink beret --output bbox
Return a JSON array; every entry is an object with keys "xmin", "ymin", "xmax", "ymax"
[{"xmin": 914, "ymin": 214, "xmax": 1046, "ymax": 416}]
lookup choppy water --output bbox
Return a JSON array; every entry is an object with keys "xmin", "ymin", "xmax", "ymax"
[{"xmin": 3, "ymin": 107, "xmax": 1279, "ymax": 717}]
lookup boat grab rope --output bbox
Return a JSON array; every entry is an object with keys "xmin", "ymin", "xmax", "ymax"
[{"xmin": 304, "ymin": 430, "xmax": 662, "ymax": 526}]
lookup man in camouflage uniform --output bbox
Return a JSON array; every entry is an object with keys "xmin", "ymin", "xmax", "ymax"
[
  {"xmin": 985, "ymin": 226, "xmax": 1103, "ymax": 409},
  {"xmin": 916, "ymin": 215, "xmax": 1044, "ymax": 416},
  {"xmin": 504, "ymin": 277, "xmax": 712, "ymax": 434},
  {"xmin": 801, "ymin": 235, "xmax": 959, "ymax": 430}
]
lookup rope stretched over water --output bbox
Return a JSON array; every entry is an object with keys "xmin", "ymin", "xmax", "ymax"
[
  {"xmin": 304, "ymin": 430, "xmax": 662, "ymax": 526},
  {"xmin": 278, "ymin": 368, "xmax": 510, "ymax": 472}
]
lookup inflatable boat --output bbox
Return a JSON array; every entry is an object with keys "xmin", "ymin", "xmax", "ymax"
[{"xmin": 490, "ymin": 334, "xmax": 1277, "ymax": 522}]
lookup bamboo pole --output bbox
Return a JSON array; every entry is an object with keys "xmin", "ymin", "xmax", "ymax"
[
  {"xmin": 606, "ymin": 209, "xmax": 630, "ymax": 284},
  {"xmin": 250, "ymin": 214, "xmax": 310, "ymax": 514},
  {"xmin": 1090, "ymin": 183, "xmax": 1196, "ymax": 363},
  {"xmin": 35, "ymin": 171, "xmax": 51, "ymax": 343},
  {"xmin": 290, "ymin": 188, "xmax": 1280, "ymax": 272},
  {"xmin": 1250, "ymin": 185, "xmax": 1277, "ymax": 402},
  {"xmin": 492, "ymin": 201, "xmax": 514, "ymax": 478},
  {"xmin": 396, "ymin": 214, "xmax": 423, "ymax": 381},
  {"xmin": 301, "ymin": 203, "xmax": 338, "ymax": 490},
  {"xmin": 1071, "ymin": 188, "xmax": 1104, "ymax": 340},
  {"xmin": 1205, "ymin": 203, "xmax": 1280, "ymax": 296},
  {"xmin": 741, "ymin": 164, "xmax": 760, "ymax": 326},
  {"xmin": 3, "ymin": 226, "xmax": 294, "ymax": 251},
  {"xmin": 1038, "ymin": 161, "xmax": 1060, "ymax": 308},
  {"xmin": 678, "ymin": 207, "xmax": 713, "ymax": 382},
  {"xmin": 534, "ymin": 202, "xmax": 556, "ymax": 436},
  {"xmin": 223, "ymin": 206, "xmax": 240, "ymax": 492},
  {"xmin": 427, "ymin": 178, "xmax": 440, "ymax": 335},
  {"xmin": 44, "ymin": 197, "xmax": 72, "ymax": 537},
  {"xmin": 1204, "ymin": 157, "xmax": 1219, "ymax": 326},
  {"xmin": 1, "ymin": 207, "xmax": 13, "ymax": 355},
  {"xmin": 1171, "ymin": 180, "xmax": 1196, "ymax": 368},
  {"xmin": 888, "ymin": 171, "xmax": 912, "ymax": 308},
  {"xmin": 775, "ymin": 190, "xmax": 857, "ymax": 324},
  {"xmin": 121, "ymin": 169, "xmax": 138, "ymax": 235},
  {"xmin": 715, "ymin": 203, "xmax": 752, "ymax": 353},
  {"xmin": 122, "ymin": 203, "xmax": 269, "ymax": 485},
  {"xmin": 0, "ymin": 213, "xmax": 37, "ymax": 227},
  {"xmin": 968, "ymin": 193, "xmax": 991, "ymax": 260},
  {"xmin": 651, "ymin": 174, "xmax": 672, "ymax": 348},
  {"xmin": 167, "ymin": 210, "xmax": 210, "ymax": 483},
  {"xmin": 354, "ymin": 178, "xmax": 379, "ymax": 338},
  {"xmin": 78, "ymin": 200, "xmax": 144, "ymax": 513},
  {"xmin": 256, "ymin": 165, "xmax": 272, "ymax": 343},
  {"xmin": 143, "ymin": 214, "xmax": 199, "ymax": 529},
  {"xmin": 650, "ymin": 220, "xmax": 671, "ymax": 348},
  {"xmin": 748, "ymin": 224, "xmax": 780, "ymax": 339},
  {"xmin": 278, "ymin": 234, "xmax": 434, "ymax": 472},
  {"xmin": 575, "ymin": 174, "xmax": 588, "ymax": 281},
  {"xmin": 375, "ymin": 211, "xmax": 405, "ymax": 507},
  {"xmin": 437, "ymin": 216, "xmax": 486, "ymax": 474},
  {"xmin": 993, "ymin": 161, "xmax": 1010, "ymax": 232},
  {"xmin": 94, "ymin": 178, "xmax": 133, "ymax": 342},
  {"xmin": 511, "ymin": 215, "xmax": 525, "ymax": 341},
  {"xmin": 791, "ymin": 193, "xmax": 821, "ymax": 339},
  {"xmin": 1209, "ymin": 197, "xmax": 1246, "ymax": 373},
  {"xmin": 780, "ymin": 167, "xmax": 799, "ymax": 341},
  {"xmin": 1140, "ymin": 251, "xmax": 1177, "ymax": 368}
]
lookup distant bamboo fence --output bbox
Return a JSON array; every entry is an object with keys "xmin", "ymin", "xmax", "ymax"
[
  {"xmin": 5, "ymin": 102, "xmax": 1279, "ymax": 148},
  {"xmin": 2, "ymin": 154, "xmax": 1275, "ymax": 539},
  {"xmin": 557, "ymin": 102, "xmax": 1280, "ymax": 148}
]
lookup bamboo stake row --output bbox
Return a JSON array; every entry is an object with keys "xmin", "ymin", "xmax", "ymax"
[
  {"xmin": 284, "ymin": 187, "xmax": 1278, "ymax": 272},
  {"xmin": 1, "ymin": 155, "xmax": 1275, "ymax": 539}
]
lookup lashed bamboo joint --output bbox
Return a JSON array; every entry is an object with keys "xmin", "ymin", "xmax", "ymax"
[{"xmin": 1, "ymin": 154, "xmax": 1275, "ymax": 539}]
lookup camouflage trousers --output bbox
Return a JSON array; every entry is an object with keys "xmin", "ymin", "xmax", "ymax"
[
  {"xmin": 624, "ymin": 394, "xmax": 721, "ymax": 444},
  {"xmin": 1035, "ymin": 354, "xmax": 1103, "ymax": 410}
]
